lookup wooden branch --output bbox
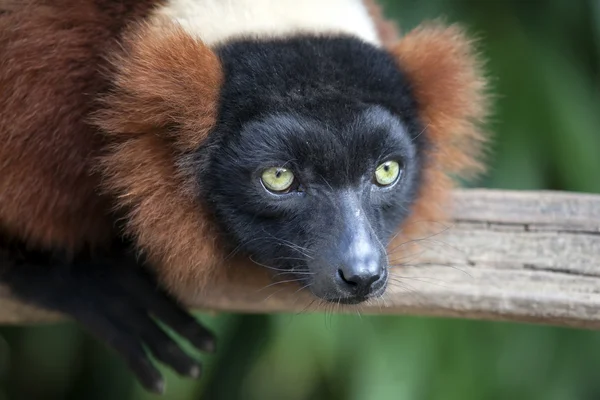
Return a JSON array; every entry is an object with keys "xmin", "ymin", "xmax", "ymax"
[{"xmin": 2, "ymin": 189, "xmax": 600, "ymax": 331}]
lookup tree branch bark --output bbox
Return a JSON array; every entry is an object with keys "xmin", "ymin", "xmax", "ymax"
[{"xmin": 2, "ymin": 189, "xmax": 600, "ymax": 330}]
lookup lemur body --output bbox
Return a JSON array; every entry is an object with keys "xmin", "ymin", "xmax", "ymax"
[{"xmin": 0, "ymin": 0, "xmax": 488, "ymax": 393}]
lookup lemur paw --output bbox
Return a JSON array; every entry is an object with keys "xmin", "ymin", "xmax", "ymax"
[
  {"xmin": 1, "ymin": 250, "xmax": 215, "ymax": 394},
  {"xmin": 72, "ymin": 263, "xmax": 216, "ymax": 393}
]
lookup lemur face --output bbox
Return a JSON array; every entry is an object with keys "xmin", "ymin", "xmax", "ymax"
[{"xmin": 200, "ymin": 36, "xmax": 425, "ymax": 304}]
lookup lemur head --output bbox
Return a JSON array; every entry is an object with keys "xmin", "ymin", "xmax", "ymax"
[
  {"xmin": 199, "ymin": 36, "xmax": 425, "ymax": 303},
  {"xmin": 97, "ymin": 21, "xmax": 488, "ymax": 304}
]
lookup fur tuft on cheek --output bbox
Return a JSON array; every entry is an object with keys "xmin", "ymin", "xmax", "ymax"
[
  {"xmin": 96, "ymin": 17, "xmax": 223, "ymax": 151},
  {"xmin": 390, "ymin": 23, "xmax": 489, "ymax": 178},
  {"xmin": 93, "ymin": 19, "xmax": 226, "ymax": 298},
  {"xmin": 387, "ymin": 22, "xmax": 491, "ymax": 244}
]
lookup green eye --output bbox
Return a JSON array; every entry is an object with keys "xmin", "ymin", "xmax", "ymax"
[
  {"xmin": 261, "ymin": 167, "xmax": 295, "ymax": 192},
  {"xmin": 374, "ymin": 161, "xmax": 401, "ymax": 186}
]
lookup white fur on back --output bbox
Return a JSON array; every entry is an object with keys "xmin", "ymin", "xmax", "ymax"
[{"xmin": 154, "ymin": 0, "xmax": 381, "ymax": 46}]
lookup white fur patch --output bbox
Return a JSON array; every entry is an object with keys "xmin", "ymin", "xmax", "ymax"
[{"xmin": 153, "ymin": 0, "xmax": 381, "ymax": 46}]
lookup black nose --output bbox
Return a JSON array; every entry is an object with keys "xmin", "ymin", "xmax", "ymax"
[{"xmin": 337, "ymin": 263, "xmax": 383, "ymax": 296}]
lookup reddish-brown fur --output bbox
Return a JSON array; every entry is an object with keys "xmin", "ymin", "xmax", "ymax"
[
  {"xmin": 94, "ymin": 20, "xmax": 225, "ymax": 293},
  {"xmin": 388, "ymin": 23, "xmax": 489, "ymax": 244},
  {"xmin": 0, "ymin": 1, "xmax": 20, "ymax": 13},
  {"xmin": 0, "ymin": 0, "xmax": 161, "ymax": 253},
  {"xmin": 1, "ymin": 1, "xmax": 489, "ymax": 299}
]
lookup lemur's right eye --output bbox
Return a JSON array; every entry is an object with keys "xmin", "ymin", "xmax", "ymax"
[{"xmin": 261, "ymin": 167, "xmax": 295, "ymax": 193}]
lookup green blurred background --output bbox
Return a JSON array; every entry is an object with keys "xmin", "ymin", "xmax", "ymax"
[{"xmin": 2, "ymin": 0, "xmax": 600, "ymax": 399}]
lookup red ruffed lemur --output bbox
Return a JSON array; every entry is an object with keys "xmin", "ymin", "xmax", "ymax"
[{"xmin": 0, "ymin": 0, "xmax": 489, "ymax": 393}]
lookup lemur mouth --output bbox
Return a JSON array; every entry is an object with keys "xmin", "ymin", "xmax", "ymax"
[
  {"xmin": 321, "ymin": 283, "xmax": 388, "ymax": 305},
  {"xmin": 333, "ymin": 296, "xmax": 369, "ymax": 305}
]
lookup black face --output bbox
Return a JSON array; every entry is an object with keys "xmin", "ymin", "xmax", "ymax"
[{"xmin": 198, "ymin": 35, "xmax": 426, "ymax": 304}]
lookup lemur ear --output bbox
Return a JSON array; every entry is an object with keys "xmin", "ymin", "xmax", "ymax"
[
  {"xmin": 389, "ymin": 23, "xmax": 490, "ymax": 179},
  {"xmin": 95, "ymin": 19, "xmax": 223, "ymax": 152}
]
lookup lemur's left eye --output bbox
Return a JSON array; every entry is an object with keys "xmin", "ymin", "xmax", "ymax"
[
  {"xmin": 261, "ymin": 167, "xmax": 295, "ymax": 193},
  {"xmin": 374, "ymin": 161, "xmax": 401, "ymax": 186}
]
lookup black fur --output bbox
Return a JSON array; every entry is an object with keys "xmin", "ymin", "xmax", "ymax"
[
  {"xmin": 0, "ymin": 238, "xmax": 215, "ymax": 393},
  {"xmin": 199, "ymin": 35, "xmax": 426, "ymax": 303}
]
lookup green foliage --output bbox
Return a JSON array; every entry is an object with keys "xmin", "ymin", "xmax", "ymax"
[{"xmin": 2, "ymin": 1, "xmax": 599, "ymax": 399}]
